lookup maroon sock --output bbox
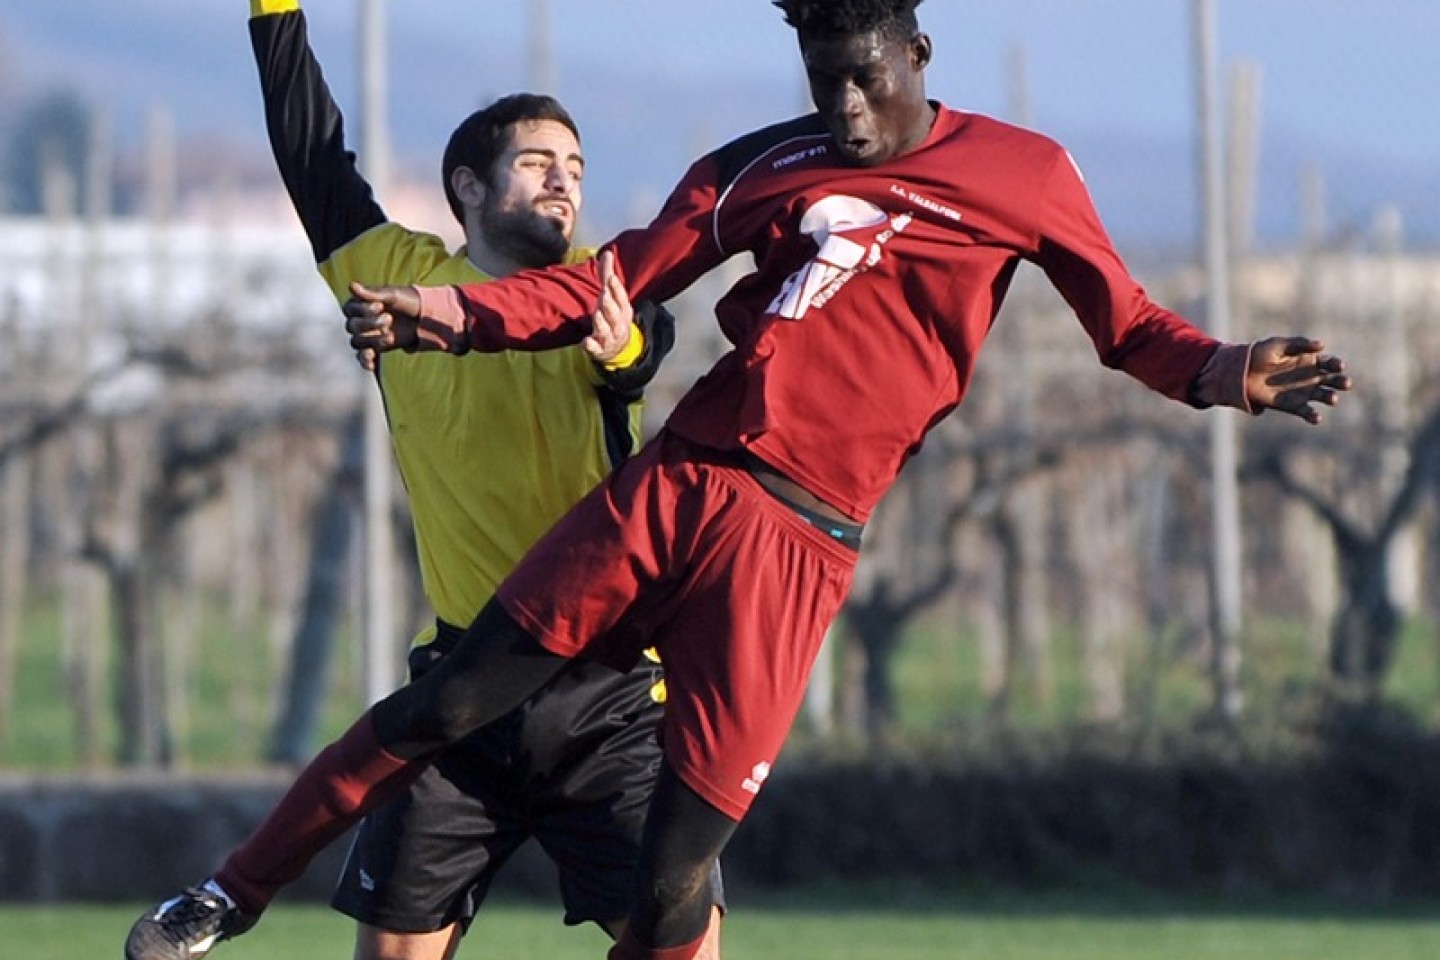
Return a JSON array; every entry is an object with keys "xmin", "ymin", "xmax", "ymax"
[
  {"xmin": 214, "ymin": 710, "xmax": 424, "ymax": 915},
  {"xmin": 607, "ymin": 928, "xmax": 707, "ymax": 960}
]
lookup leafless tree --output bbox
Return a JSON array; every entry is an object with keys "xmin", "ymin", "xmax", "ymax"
[{"xmin": 1250, "ymin": 401, "xmax": 1440, "ymax": 701}]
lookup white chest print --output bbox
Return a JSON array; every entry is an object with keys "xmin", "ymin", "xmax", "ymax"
[{"xmin": 767, "ymin": 195, "xmax": 913, "ymax": 320}]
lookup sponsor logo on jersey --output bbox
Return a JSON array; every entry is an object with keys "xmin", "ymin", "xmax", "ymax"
[
  {"xmin": 772, "ymin": 144, "xmax": 830, "ymax": 170},
  {"xmin": 767, "ymin": 195, "xmax": 912, "ymax": 320}
]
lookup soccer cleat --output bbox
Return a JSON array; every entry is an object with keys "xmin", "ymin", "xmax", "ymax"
[{"xmin": 124, "ymin": 883, "xmax": 257, "ymax": 960}]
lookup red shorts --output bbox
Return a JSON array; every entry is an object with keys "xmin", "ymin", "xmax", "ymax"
[{"xmin": 498, "ymin": 431, "xmax": 858, "ymax": 821}]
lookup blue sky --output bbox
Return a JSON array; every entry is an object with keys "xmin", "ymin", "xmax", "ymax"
[{"xmin": 4, "ymin": 1, "xmax": 1437, "ymax": 249}]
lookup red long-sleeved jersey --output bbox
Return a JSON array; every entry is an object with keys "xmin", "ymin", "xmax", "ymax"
[{"xmin": 415, "ymin": 105, "xmax": 1220, "ymax": 522}]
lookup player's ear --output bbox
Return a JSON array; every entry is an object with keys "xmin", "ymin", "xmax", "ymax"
[
  {"xmin": 451, "ymin": 166, "xmax": 486, "ymax": 209},
  {"xmin": 909, "ymin": 33, "xmax": 932, "ymax": 71}
]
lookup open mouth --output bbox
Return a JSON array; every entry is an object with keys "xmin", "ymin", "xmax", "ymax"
[
  {"xmin": 838, "ymin": 137, "xmax": 877, "ymax": 163},
  {"xmin": 537, "ymin": 199, "xmax": 573, "ymax": 223}
]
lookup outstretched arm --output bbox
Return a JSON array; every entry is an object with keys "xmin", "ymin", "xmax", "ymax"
[
  {"xmin": 342, "ymin": 251, "xmax": 671, "ymax": 374},
  {"xmin": 347, "ymin": 151, "xmax": 733, "ymax": 358},
  {"xmin": 1034, "ymin": 146, "xmax": 1353, "ymax": 422},
  {"xmin": 249, "ymin": 0, "xmax": 385, "ymax": 266}
]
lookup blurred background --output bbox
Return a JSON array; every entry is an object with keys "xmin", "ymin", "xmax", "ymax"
[{"xmin": 3, "ymin": 0, "xmax": 1440, "ymax": 913}]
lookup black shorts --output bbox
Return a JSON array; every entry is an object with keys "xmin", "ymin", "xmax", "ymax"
[{"xmin": 331, "ymin": 623, "xmax": 724, "ymax": 932}]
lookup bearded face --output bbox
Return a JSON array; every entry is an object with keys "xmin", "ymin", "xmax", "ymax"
[
  {"xmin": 481, "ymin": 187, "xmax": 573, "ymax": 269},
  {"xmin": 479, "ymin": 118, "xmax": 584, "ymax": 270}
]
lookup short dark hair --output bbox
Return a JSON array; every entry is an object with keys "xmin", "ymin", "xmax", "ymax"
[
  {"xmin": 441, "ymin": 93, "xmax": 580, "ymax": 226},
  {"xmin": 772, "ymin": 0, "xmax": 924, "ymax": 42}
]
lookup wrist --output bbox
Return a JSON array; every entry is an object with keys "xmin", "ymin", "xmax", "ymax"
[
  {"xmin": 251, "ymin": 0, "xmax": 300, "ymax": 16},
  {"xmin": 602, "ymin": 324, "xmax": 646, "ymax": 370},
  {"xmin": 414, "ymin": 286, "xmax": 471, "ymax": 356},
  {"xmin": 1190, "ymin": 341, "xmax": 1255, "ymax": 414}
]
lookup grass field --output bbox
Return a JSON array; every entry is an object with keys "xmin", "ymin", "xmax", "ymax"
[
  {"xmin": 9, "ymin": 892, "xmax": 1440, "ymax": 960},
  {"xmin": 7, "ymin": 606, "xmax": 1440, "ymax": 960}
]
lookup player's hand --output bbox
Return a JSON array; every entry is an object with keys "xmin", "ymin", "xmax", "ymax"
[
  {"xmin": 344, "ymin": 282, "xmax": 423, "ymax": 371},
  {"xmin": 583, "ymin": 249, "xmax": 633, "ymax": 364},
  {"xmin": 1245, "ymin": 336, "xmax": 1352, "ymax": 424}
]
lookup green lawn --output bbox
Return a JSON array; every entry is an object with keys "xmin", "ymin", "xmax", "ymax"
[{"xmin": 9, "ymin": 895, "xmax": 1440, "ymax": 960}]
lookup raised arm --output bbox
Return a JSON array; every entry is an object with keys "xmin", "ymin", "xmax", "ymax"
[
  {"xmin": 249, "ymin": 0, "xmax": 384, "ymax": 265},
  {"xmin": 342, "ymin": 250, "xmax": 678, "ymax": 378}
]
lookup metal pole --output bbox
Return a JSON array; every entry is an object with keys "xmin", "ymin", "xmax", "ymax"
[
  {"xmin": 359, "ymin": 0, "xmax": 398, "ymax": 703},
  {"xmin": 1226, "ymin": 61, "xmax": 1261, "ymax": 260},
  {"xmin": 1375, "ymin": 206, "xmax": 1416, "ymax": 609},
  {"xmin": 1004, "ymin": 43, "xmax": 1058, "ymax": 708},
  {"xmin": 528, "ymin": 0, "xmax": 556, "ymax": 94},
  {"xmin": 1193, "ymin": 0, "xmax": 1243, "ymax": 720}
]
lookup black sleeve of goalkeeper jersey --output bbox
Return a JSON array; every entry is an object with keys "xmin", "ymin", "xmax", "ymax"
[{"xmin": 249, "ymin": 9, "xmax": 386, "ymax": 265}]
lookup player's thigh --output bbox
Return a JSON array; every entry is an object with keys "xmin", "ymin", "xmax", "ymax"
[
  {"xmin": 657, "ymin": 480, "xmax": 858, "ymax": 821},
  {"xmin": 332, "ymin": 749, "xmax": 531, "ymax": 933},
  {"xmin": 529, "ymin": 700, "xmax": 663, "ymax": 926}
]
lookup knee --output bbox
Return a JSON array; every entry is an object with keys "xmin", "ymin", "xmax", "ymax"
[
  {"xmin": 371, "ymin": 681, "xmax": 481, "ymax": 752},
  {"xmin": 642, "ymin": 858, "xmax": 714, "ymax": 916},
  {"xmin": 416, "ymin": 686, "xmax": 489, "ymax": 744}
]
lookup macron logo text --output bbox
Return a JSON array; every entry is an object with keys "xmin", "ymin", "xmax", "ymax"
[{"xmin": 773, "ymin": 145, "xmax": 829, "ymax": 169}]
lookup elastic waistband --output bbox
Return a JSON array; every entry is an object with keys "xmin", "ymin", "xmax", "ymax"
[
  {"xmin": 767, "ymin": 488, "xmax": 864, "ymax": 549},
  {"xmin": 721, "ymin": 450, "xmax": 863, "ymax": 550}
]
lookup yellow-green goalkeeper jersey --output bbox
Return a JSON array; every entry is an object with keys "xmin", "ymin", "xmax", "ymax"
[
  {"xmin": 251, "ymin": 4, "xmax": 673, "ymax": 640},
  {"xmin": 324, "ymin": 238, "xmax": 635, "ymax": 631}
]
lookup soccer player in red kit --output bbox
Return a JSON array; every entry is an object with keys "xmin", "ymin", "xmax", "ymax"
[{"xmin": 130, "ymin": 2, "xmax": 1352, "ymax": 959}]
